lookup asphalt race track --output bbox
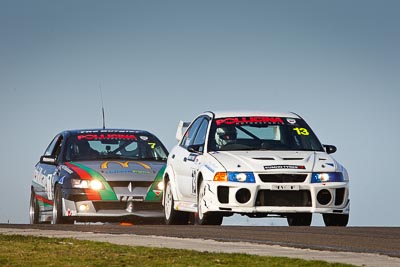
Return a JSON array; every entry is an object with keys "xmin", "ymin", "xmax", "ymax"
[{"xmin": 1, "ymin": 224, "xmax": 399, "ymax": 258}]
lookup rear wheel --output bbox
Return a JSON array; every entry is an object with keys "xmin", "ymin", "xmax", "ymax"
[
  {"xmin": 164, "ymin": 180, "xmax": 189, "ymax": 225},
  {"xmin": 287, "ymin": 213, "xmax": 312, "ymax": 226},
  {"xmin": 52, "ymin": 185, "xmax": 72, "ymax": 224},
  {"xmin": 29, "ymin": 191, "xmax": 39, "ymax": 224},
  {"xmin": 323, "ymin": 214, "xmax": 349, "ymax": 226},
  {"xmin": 196, "ymin": 180, "xmax": 223, "ymax": 225}
]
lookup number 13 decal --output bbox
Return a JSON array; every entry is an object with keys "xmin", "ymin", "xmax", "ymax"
[{"xmin": 293, "ymin": 127, "xmax": 309, "ymax": 136}]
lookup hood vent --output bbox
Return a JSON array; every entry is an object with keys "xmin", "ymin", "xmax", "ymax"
[{"xmin": 253, "ymin": 157, "xmax": 305, "ymax": 161}]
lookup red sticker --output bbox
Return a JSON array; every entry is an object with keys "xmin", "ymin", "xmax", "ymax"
[
  {"xmin": 216, "ymin": 117, "xmax": 284, "ymax": 126},
  {"xmin": 77, "ymin": 134, "xmax": 137, "ymax": 141}
]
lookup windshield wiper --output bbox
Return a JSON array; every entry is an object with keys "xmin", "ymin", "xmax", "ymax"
[{"xmin": 139, "ymin": 157, "xmax": 167, "ymax": 161}]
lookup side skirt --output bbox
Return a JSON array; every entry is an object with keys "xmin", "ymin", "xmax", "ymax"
[{"xmin": 174, "ymin": 201, "xmax": 197, "ymax": 213}]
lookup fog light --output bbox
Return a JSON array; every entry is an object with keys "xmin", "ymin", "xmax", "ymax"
[
  {"xmin": 79, "ymin": 204, "xmax": 89, "ymax": 212},
  {"xmin": 317, "ymin": 189, "xmax": 332, "ymax": 205},
  {"xmin": 235, "ymin": 188, "xmax": 251, "ymax": 204}
]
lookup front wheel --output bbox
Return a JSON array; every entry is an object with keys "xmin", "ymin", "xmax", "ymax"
[
  {"xmin": 323, "ymin": 214, "xmax": 349, "ymax": 226},
  {"xmin": 52, "ymin": 185, "xmax": 72, "ymax": 224},
  {"xmin": 164, "ymin": 180, "xmax": 189, "ymax": 225},
  {"xmin": 196, "ymin": 180, "xmax": 223, "ymax": 225},
  {"xmin": 287, "ymin": 213, "xmax": 312, "ymax": 226},
  {"xmin": 29, "ymin": 191, "xmax": 39, "ymax": 224}
]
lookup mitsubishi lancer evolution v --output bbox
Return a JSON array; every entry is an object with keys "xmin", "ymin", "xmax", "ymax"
[
  {"xmin": 30, "ymin": 129, "xmax": 168, "ymax": 224},
  {"xmin": 163, "ymin": 111, "xmax": 350, "ymax": 226}
]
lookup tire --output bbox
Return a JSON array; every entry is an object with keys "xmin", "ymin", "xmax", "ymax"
[
  {"xmin": 323, "ymin": 214, "xmax": 349, "ymax": 227},
  {"xmin": 164, "ymin": 180, "xmax": 189, "ymax": 225},
  {"xmin": 52, "ymin": 185, "xmax": 72, "ymax": 224},
  {"xmin": 287, "ymin": 213, "xmax": 312, "ymax": 226},
  {"xmin": 196, "ymin": 180, "xmax": 223, "ymax": 225},
  {"xmin": 29, "ymin": 191, "xmax": 39, "ymax": 224}
]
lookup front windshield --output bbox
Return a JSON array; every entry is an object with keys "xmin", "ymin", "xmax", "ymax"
[
  {"xmin": 64, "ymin": 131, "xmax": 168, "ymax": 161},
  {"xmin": 208, "ymin": 116, "xmax": 324, "ymax": 152}
]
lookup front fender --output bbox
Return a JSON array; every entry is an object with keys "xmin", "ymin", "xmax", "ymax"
[
  {"xmin": 162, "ymin": 164, "xmax": 179, "ymax": 206},
  {"xmin": 195, "ymin": 163, "xmax": 219, "ymax": 197}
]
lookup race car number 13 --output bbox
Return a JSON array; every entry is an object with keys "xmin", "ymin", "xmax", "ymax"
[{"xmin": 293, "ymin": 127, "xmax": 309, "ymax": 136}]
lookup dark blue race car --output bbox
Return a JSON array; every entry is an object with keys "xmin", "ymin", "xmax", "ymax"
[{"xmin": 30, "ymin": 129, "xmax": 168, "ymax": 224}]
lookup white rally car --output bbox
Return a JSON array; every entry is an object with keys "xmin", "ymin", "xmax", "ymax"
[{"xmin": 162, "ymin": 111, "xmax": 350, "ymax": 226}]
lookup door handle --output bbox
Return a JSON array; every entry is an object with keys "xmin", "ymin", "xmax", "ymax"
[{"xmin": 183, "ymin": 157, "xmax": 187, "ymax": 162}]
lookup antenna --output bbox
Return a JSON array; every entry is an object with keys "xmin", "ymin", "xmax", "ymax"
[{"xmin": 100, "ymin": 85, "xmax": 106, "ymax": 129}]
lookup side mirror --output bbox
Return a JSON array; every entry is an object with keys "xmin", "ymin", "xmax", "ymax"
[
  {"xmin": 40, "ymin": 155, "xmax": 56, "ymax": 165},
  {"xmin": 187, "ymin": 144, "xmax": 201, "ymax": 153},
  {"xmin": 323, "ymin": 145, "xmax": 337, "ymax": 154}
]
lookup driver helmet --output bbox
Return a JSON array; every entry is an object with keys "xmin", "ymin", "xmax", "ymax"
[{"xmin": 215, "ymin": 126, "xmax": 237, "ymax": 147}]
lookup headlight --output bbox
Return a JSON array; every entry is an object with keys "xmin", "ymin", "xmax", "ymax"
[
  {"xmin": 311, "ymin": 172, "xmax": 345, "ymax": 183},
  {"xmin": 156, "ymin": 181, "xmax": 164, "ymax": 190},
  {"xmin": 213, "ymin": 172, "xmax": 255, "ymax": 183},
  {"xmin": 72, "ymin": 179, "xmax": 104, "ymax": 190}
]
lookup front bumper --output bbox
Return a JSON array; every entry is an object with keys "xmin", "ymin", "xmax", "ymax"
[
  {"xmin": 60, "ymin": 188, "xmax": 163, "ymax": 220},
  {"xmin": 62, "ymin": 199, "xmax": 164, "ymax": 219},
  {"xmin": 202, "ymin": 181, "xmax": 350, "ymax": 215}
]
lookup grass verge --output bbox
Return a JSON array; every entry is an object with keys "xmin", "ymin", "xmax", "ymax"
[{"xmin": 0, "ymin": 234, "xmax": 356, "ymax": 267}]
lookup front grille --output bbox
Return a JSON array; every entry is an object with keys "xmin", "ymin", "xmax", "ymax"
[
  {"xmin": 108, "ymin": 181, "xmax": 153, "ymax": 188},
  {"xmin": 255, "ymin": 190, "xmax": 312, "ymax": 207},
  {"xmin": 258, "ymin": 174, "xmax": 307, "ymax": 183},
  {"xmin": 93, "ymin": 201, "xmax": 162, "ymax": 211}
]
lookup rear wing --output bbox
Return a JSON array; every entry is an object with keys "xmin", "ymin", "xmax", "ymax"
[{"xmin": 175, "ymin": 120, "xmax": 190, "ymax": 141}]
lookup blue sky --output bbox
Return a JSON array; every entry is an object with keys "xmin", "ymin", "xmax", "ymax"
[{"xmin": 0, "ymin": 0, "xmax": 399, "ymax": 226}]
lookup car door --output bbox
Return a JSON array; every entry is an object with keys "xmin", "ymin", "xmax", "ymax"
[
  {"xmin": 34, "ymin": 134, "xmax": 63, "ymax": 207},
  {"xmin": 171, "ymin": 117, "xmax": 207, "ymax": 202},
  {"xmin": 187, "ymin": 118, "xmax": 209, "ymax": 197}
]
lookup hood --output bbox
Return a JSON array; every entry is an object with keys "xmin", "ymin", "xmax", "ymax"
[
  {"xmin": 209, "ymin": 150, "xmax": 339, "ymax": 173},
  {"xmin": 69, "ymin": 160, "xmax": 165, "ymax": 182}
]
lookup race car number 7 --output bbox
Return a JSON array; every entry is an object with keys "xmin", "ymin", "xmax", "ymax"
[{"xmin": 293, "ymin": 127, "xmax": 309, "ymax": 136}]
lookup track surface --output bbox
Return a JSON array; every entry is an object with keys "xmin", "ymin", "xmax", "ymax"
[{"xmin": 1, "ymin": 224, "xmax": 399, "ymax": 258}]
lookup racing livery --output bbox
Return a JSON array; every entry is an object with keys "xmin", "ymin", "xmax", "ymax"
[
  {"xmin": 30, "ymin": 129, "xmax": 168, "ymax": 224},
  {"xmin": 163, "ymin": 111, "xmax": 350, "ymax": 226}
]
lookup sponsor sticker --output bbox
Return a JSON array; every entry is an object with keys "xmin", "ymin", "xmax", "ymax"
[
  {"xmin": 104, "ymin": 169, "xmax": 151, "ymax": 175},
  {"xmin": 287, "ymin": 118, "xmax": 296, "ymax": 124},
  {"xmin": 187, "ymin": 153, "xmax": 198, "ymax": 162},
  {"xmin": 62, "ymin": 165, "xmax": 73, "ymax": 174},
  {"xmin": 215, "ymin": 117, "xmax": 284, "ymax": 126},
  {"xmin": 77, "ymin": 134, "xmax": 137, "ymax": 140},
  {"xmin": 205, "ymin": 164, "xmax": 215, "ymax": 173},
  {"xmin": 264, "ymin": 165, "xmax": 306, "ymax": 170}
]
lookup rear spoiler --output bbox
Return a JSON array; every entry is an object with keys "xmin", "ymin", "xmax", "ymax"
[{"xmin": 175, "ymin": 120, "xmax": 190, "ymax": 141}]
